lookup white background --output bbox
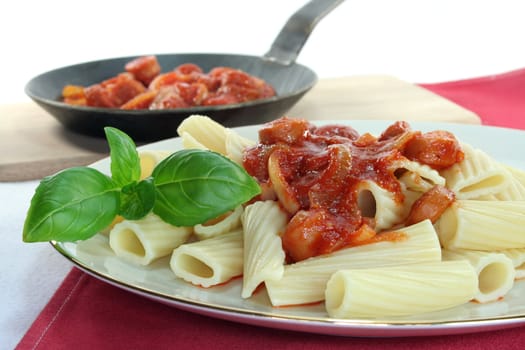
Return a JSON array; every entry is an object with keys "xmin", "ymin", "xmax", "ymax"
[
  {"xmin": 2, "ymin": 1, "xmax": 525, "ymax": 349},
  {"xmin": 2, "ymin": 0, "xmax": 525, "ymax": 104}
]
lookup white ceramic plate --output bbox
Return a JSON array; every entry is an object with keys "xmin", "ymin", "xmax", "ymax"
[{"xmin": 51, "ymin": 120, "xmax": 525, "ymax": 337}]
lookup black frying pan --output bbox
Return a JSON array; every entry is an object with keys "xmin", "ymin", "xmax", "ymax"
[{"xmin": 25, "ymin": 0, "xmax": 344, "ymax": 142}]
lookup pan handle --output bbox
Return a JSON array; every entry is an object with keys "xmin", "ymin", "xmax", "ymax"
[{"xmin": 263, "ymin": 0, "xmax": 345, "ymax": 65}]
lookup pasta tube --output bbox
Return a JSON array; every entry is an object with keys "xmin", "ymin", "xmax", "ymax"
[
  {"xmin": 109, "ymin": 214, "xmax": 192, "ymax": 266},
  {"xmin": 225, "ymin": 129, "xmax": 256, "ymax": 165},
  {"xmin": 479, "ymin": 165, "xmax": 525, "ymax": 201},
  {"xmin": 499, "ymin": 248, "xmax": 525, "ymax": 279},
  {"xmin": 138, "ymin": 150, "xmax": 171, "ymax": 179},
  {"xmin": 355, "ymin": 180, "xmax": 404, "ymax": 231},
  {"xmin": 241, "ymin": 201, "xmax": 287, "ymax": 298},
  {"xmin": 180, "ymin": 131, "xmax": 208, "ymax": 151},
  {"xmin": 193, "ymin": 206, "xmax": 243, "ymax": 241},
  {"xmin": 265, "ymin": 220, "xmax": 441, "ymax": 306},
  {"xmin": 391, "ymin": 158, "xmax": 446, "ymax": 190},
  {"xmin": 492, "ymin": 165, "xmax": 525, "ymax": 200},
  {"xmin": 100, "ymin": 215, "xmax": 125, "ymax": 236},
  {"xmin": 505, "ymin": 165, "xmax": 525, "ymax": 187},
  {"xmin": 442, "ymin": 249, "xmax": 515, "ymax": 303},
  {"xmin": 397, "ymin": 172, "xmax": 434, "ymax": 194},
  {"xmin": 435, "ymin": 200, "xmax": 525, "ymax": 250},
  {"xmin": 170, "ymin": 229, "xmax": 243, "ymax": 288},
  {"xmin": 176, "ymin": 114, "xmax": 227, "ymax": 154},
  {"xmin": 325, "ymin": 261, "xmax": 477, "ymax": 318},
  {"xmin": 440, "ymin": 143, "xmax": 512, "ymax": 200}
]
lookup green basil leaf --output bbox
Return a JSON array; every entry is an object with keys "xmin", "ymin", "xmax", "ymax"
[
  {"xmin": 119, "ymin": 178, "xmax": 156, "ymax": 220},
  {"xmin": 23, "ymin": 167, "xmax": 120, "ymax": 242},
  {"xmin": 152, "ymin": 149, "xmax": 260, "ymax": 226},
  {"xmin": 104, "ymin": 127, "xmax": 141, "ymax": 187}
]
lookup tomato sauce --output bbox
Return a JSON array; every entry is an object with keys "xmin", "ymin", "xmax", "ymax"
[
  {"xmin": 62, "ymin": 56, "xmax": 276, "ymax": 110},
  {"xmin": 243, "ymin": 117, "xmax": 463, "ymax": 262}
]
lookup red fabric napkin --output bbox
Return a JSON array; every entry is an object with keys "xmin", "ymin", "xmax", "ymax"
[
  {"xmin": 17, "ymin": 69, "xmax": 525, "ymax": 350},
  {"xmin": 420, "ymin": 67, "xmax": 525, "ymax": 130}
]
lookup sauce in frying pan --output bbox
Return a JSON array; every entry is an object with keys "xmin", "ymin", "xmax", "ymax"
[{"xmin": 62, "ymin": 55, "xmax": 276, "ymax": 109}]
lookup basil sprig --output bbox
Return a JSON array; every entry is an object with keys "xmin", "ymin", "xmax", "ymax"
[{"xmin": 23, "ymin": 127, "xmax": 260, "ymax": 243}]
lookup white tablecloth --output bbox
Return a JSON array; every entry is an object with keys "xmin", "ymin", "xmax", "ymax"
[{"xmin": 0, "ymin": 182, "xmax": 72, "ymax": 350}]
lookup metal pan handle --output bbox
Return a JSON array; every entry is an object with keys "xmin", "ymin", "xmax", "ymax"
[{"xmin": 264, "ymin": 0, "xmax": 345, "ymax": 65}]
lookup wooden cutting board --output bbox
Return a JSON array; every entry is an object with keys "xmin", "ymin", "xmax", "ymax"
[{"xmin": 0, "ymin": 75, "xmax": 480, "ymax": 182}]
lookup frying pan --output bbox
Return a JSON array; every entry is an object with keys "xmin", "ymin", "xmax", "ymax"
[{"xmin": 25, "ymin": 0, "xmax": 344, "ymax": 141}]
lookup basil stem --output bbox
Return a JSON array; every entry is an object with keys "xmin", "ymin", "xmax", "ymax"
[{"xmin": 119, "ymin": 178, "xmax": 156, "ymax": 220}]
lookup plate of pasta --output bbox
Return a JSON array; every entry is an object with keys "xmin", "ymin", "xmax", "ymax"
[{"xmin": 51, "ymin": 116, "xmax": 525, "ymax": 337}]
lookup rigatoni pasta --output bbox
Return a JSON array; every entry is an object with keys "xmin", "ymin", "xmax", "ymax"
[
  {"xmin": 109, "ymin": 213, "xmax": 192, "ymax": 266},
  {"xmin": 442, "ymin": 249, "xmax": 515, "ymax": 303},
  {"xmin": 225, "ymin": 129, "xmax": 256, "ymax": 165},
  {"xmin": 355, "ymin": 179, "xmax": 404, "ymax": 231},
  {"xmin": 241, "ymin": 201, "xmax": 287, "ymax": 298},
  {"xmin": 505, "ymin": 165, "xmax": 525, "ymax": 186},
  {"xmin": 325, "ymin": 261, "xmax": 478, "ymax": 318},
  {"xmin": 193, "ymin": 206, "xmax": 243, "ymax": 241},
  {"xmin": 440, "ymin": 143, "xmax": 512, "ymax": 199},
  {"xmin": 435, "ymin": 200, "xmax": 525, "ymax": 250},
  {"xmin": 170, "ymin": 229, "xmax": 243, "ymax": 288},
  {"xmin": 265, "ymin": 220, "xmax": 441, "ymax": 306},
  {"xmin": 491, "ymin": 165, "xmax": 525, "ymax": 200},
  {"xmin": 138, "ymin": 150, "xmax": 171, "ymax": 179},
  {"xmin": 176, "ymin": 115, "xmax": 228, "ymax": 154},
  {"xmin": 498, "ymin": 248, "xmax": 525, "ymax": 279},
  {"xmin": 176, "ymin": 114, "xmax": 255, "ymax": 165},
  {"xmin": 391, "ymin": 158, "xmax": 446, "ymax": 190},
  {"xmin": 179, "ymin": 131, "xmax": 208, "ymax": 151}
]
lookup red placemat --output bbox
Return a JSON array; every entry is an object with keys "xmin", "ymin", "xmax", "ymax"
[
  {"xmin": 17, "ymin": 69, "xmax": 525, "ymax": 349},
  {"xmin": 15, "ymin": 268, "xmax": 525, "ymax": 350},
  {"xmin": 420, "ymin": 67, "xmax": 525, "ymax": 130}
]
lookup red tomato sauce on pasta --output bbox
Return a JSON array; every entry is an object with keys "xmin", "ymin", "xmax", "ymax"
[
  {"xmin": 242, "ymin": 117, "xmax": 463, "ymax": 262},
  {"xmin": 62, "ymin": 56, "xmax": 276, "ymax": 109}
]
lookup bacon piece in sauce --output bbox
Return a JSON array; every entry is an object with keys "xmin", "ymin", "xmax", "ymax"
[
  {"xmin": 175, "ymin": 63, "xmax": 203, "ymax": 75},
  {"xmin": 405, "ymin": 185, "xmax": 456, "ymax": 225},
  {"xmin": 258, "ymin": 117, "xmax": 313, "ymax": 145},
  {"xmin": 282, "ymin": 209, "xmax": 376, "ymax": 262},
  {"xmin": 125, "ymin": 55, "xmax": 161, "ymax": 86},
  {"xmin": 149, "ymin": 86, "xmax": 189, "ymax": 109},
  {"xmin": 148, "ymin": 72, "xmax": 184, "ymax": 91},
  {"xmin": 379, "ymin": 120, "xmax": 411, "ymax": 141},
  {"xmin": 84, "ymin": 73, "xmax": 146, "ymax": 108},
  {"xmin": 267, "ymin": 147, "xmax": 302, "ymax": 214},
  {"xmin": 120, "ymin": 90, "xmax": 157, "ymax": 110},
  {"xmin": 403, "ymin": 130, "xmax": 464, "ymax": 170},
  {"xmin": 313, "ymin": 124, "xmax": 360, "ymax": 140},
  {"xmin": 62, "ymin": 85, "xmax": 86, "ymax": 105}
]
